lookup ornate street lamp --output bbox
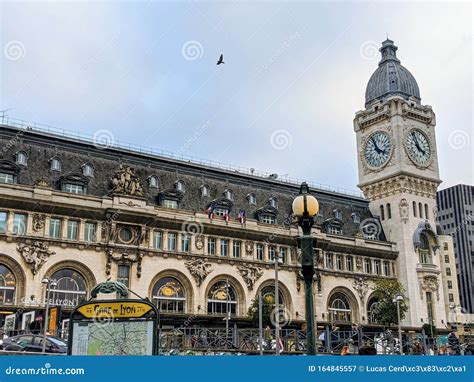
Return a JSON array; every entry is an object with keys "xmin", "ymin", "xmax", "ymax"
[
  {"xmin": 393, "ymin": 293, "xmax": 404, "ymax": 355},
  {"xmin": 41, "ymin": 277, "xmax": 58, "ymax": 353},
  {"xmin": 292, "ymin": 182, "xmax": 319, "ymax": 355}
]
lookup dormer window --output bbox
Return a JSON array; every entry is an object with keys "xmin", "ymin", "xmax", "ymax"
[
  {"xmin": 247, "ymin": 193, "xmax": 256, "ymax": 205},
  {"xmin": 15, "ymin": 151, "xmax": 28, "ymax": 166},
  {"xmin": 200, "ymin": 184, "xmax": 210, "ymax": 197},
  {"xmin": 175, "ymin": 180, "xmax": 185, "ymax": 193},
  {"xmin": 351, "ymin": 212, "xmax": 360, "ymax": 224},
  {"xmin": 268, "ymin": 197, "xmax": 277, "ymax": 208},
  {"xmin": 224, "ymin": 189, "xmax": 234, "ymax": 201},
  {"xmin": 148, "ymin": 176, "xmax": 159, "ymax": 189},
  {"xmin": 50, "ymin": 157, "xmax": 62, "ymax": 172},
  {"xmin": 333, "ymin": 209, "xmax": 342, "ymax": 220},
  {"xmin": 82, "ymin": 163, "xmax": 94, "ymax": 177}
]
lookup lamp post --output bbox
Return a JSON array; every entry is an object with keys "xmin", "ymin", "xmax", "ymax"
[
  {"xmin": 393, "ymin": 293, "xmax": 403, "ymax": 355},
  {"xmin": 41, "ymin": 278, "xmax": 57, "ymax": 354},
  {"xmin": 274, "ymin": 250, "xmax": 282, "ymax": 355},
  {"xmin": 292, "ymin": 182, "xmax": 319, "ymax": 355}
]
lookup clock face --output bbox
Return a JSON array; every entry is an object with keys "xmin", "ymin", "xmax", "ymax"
[
  {"xmin": 405, "ymin": 130, "xmax": 431, "ymax": 167},
  {"xmin": 364, "ymin": 131, "xmax": 393, "ymax": 168}
]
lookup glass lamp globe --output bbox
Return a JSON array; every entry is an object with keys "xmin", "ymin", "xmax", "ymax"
[{"xmin": 292, "ymin": 194, "xmax": 319, "ymax": 217}]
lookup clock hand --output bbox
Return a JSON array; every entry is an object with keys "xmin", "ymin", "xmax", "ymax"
[
  {"xmin": 370, "ymin": 137, "xmax": 382, "ymax": 154},
  {"xmin": 411, "ymin": 132, "xmax": 425, "ymax": 155}
]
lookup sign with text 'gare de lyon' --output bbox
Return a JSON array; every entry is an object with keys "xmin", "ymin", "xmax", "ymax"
[{"xmin": 68, "ymin": 281, "xmax": 160, "ymax": 356}]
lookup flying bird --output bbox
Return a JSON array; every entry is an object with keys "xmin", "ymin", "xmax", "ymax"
[{"xmin": 216, "ymin": 54, "xmax": 225, "ymax": 65}]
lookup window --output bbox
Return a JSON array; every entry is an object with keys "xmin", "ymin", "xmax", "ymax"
[
  {"xmin": 269, "ymin": 197, "xmax": 277, "ymax": 208},
  {"xmin": 351, "ymin": 213, "xmax": 360, "ymax": 224},
  {"xmin": 447, "ymin": 280, "xmax": 453, "ymax": 289},
  {"xmin": 207, "ymin": 237, "xmax": 216, "ymax": 255},
  {"xmin": 333, "ymin": 209, "xmax": 342, "ymax": 220},
  {"xmin": 261, "ymin": 215, "xmax": 276, "ymax": 224},
  {"xmin": 346, "ymin": 256, "xmax": 353, "ymax": 272},
  {"xmin": 65, "ymin": 184, "xmax": 85, "ymax": 194},
  {"xmin": 445, "ymin": 255, "xmax": 450, "ymax": 263},
  {"xmin": 329, "ymin": 292, "xmax": 352, "ymax": 323},
  {"xmin": 279, "ymin": 247, "xmax": 287, "ymax": 264},
  {"xmin": 207, "ymin": 280, "xmax": 237, "ymax": 316},
  {"xmin": 175, "ymin": 181, "xmax": 185, "ymax": 192},
  {"xmin": 380, "ymin": 205, "xmax": 385, "ymax": 221},
  {"xmin": 268, "ymin": 246, "xmax": 276, "ymax": 262},
  {"xmin": 419, "ymin": 234, "xmax": 433, "ymax": 264},
  {"xmin": 426, "ymin": 291, "xmax": 434, "ymax": 322},
  {"xmin": 0, "ymin": 212, "xmax": 7, "ymax": 233},
  {"xmin": 167, "ymin": 232, "xmax": 177, "ymax": 251},
  {"xmin": 49, "ymin": 218, "xmax": 61, "ymax": 239},
  {"xmin": 220, "ymin": 239, "xmax": 229, "ymax": 256},
  {"xmin": 443, "ymin": 242, "xmax": 449, "ymax": 250},
  {"xmin": 50, "ymin": 269, "xmax": 87, "ymax": 307},
  {"xmin": 419, "ymin": 202, "xmax": 423, "ymax": 218},
  {"xmin": 67, "ymin": 220, "xmax": 79, "ymax": 241},
  {"xmin": 387, "ymin": 203, "xmax": 391, "ymax": 219},
  {"xmin": 117, "ymin": 265, "xmax": 130, "ymax": 289},
  {"xmin": 118, "ymin": 227, "xmax": 134, "ymax": 244},
  {"xmin": 334, "ymin": 255, "xmax": 342, "ymax": 271},
  {"xmin": 328, "ymin": 226, "xmax": 342, "ymax": 235},
  {"xmin": 260, "ymin": 285, "xmax": 286, "ymax": 312},
  {"xmin": 181, "ymin": 234, "xmax": 190, "ymax": 253},
  {"xmin": 256, "ymin": 243, "xmax": 264, "ymax": 261},
  {"xmin": 367, "ymin": 298, "xmax": 379, "ymax": 324},
  {"xmin": 16, "ymin": 151, "xmax": 27, "ymax": 166},
  {"xmin": 383, "ymin": 261, "xmax": 390, "ymax": 276},
  {"xmin": 224, "ymin": 189, "xmax": 234, "ymax": 201},
  {"xmin": 232, "ymin": 241, "xmax": 241, "ymax": 258},
  {"xmin": 364, "ymin": 259, "xmax": 372, "ymax": 274},
  {"xmin": 50, "ymin": 157, "xmax": 61, "ymax": 171},
  {"xmin": 163, "ymin": 199, "xmax": 178, "ymax": 209},
  {"xmin": 152, "ymin": 277, "xmax": 185, "ymax": 313},
  {"xmin": 247, "ymin": 193, "xmax": 256, "ymax": 205},
  {"xmin": 446, "ymin": 267, "xmax": 451, "ymax": 276},
  {"xmin": 448, "ymin": 294, "xmax": 454, "ymax": 303},
  {"xmin": 82, "ymin": 163, "xmax": 94, "ymax": 177},
  {"xmin": 84, "ymin": 222, "xmax": 96, "ymax": 242},
  {"xmin": 200, "ymin": 185, "xmax": 210, "ymax": 197},
  {"xmin": 374, "ymin": 260, "xmax": 381, "ymax": 275},
  {"xmin": 326, "ymin": 253, "xmax": 333, "ymax": 269},
  {"xmin": 148, "ymin": 176, "xmax": 159, "ymax": 189},
  {"xmin": 413, "ymin": 201, "xmax": 417, "ymax": 217},
  {"xmin": 0, "ymin": 265, "xmax": 16, "ymax": 305},
  {"xmin": 13, "ymin": 214, "xmax": 26, "ymax": 236},
  {"xmin": 214, "ymin": 208, "xmax": 228, "ymax": 217},
  {"xmin": 0, "ymin": 173, "xmax": 14, "ymax": 184},
  {"xmin": 153, "ymin": 231, "xmax": 162, "ymax": 249},
  {"xmin": 425, "ymin": 204, "xmax": 429, "ymax": 219}
]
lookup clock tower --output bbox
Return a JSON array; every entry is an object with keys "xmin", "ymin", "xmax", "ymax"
[{"xmin": 354, "ymin": 39, "xmax": 448, "ymax": 328}]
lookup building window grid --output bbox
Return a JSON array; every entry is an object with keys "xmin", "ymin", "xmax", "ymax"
[
  {"xmin": 0, "ymin": 212, "xmax": 7, "ymax": 233},
  {"xmin": 256, "ymin": 244, "xmax": 264, "ymax": 261},
  {"xmin": 220, "ymin": 239, "xmax": 229, "ymax": 257},
  {"xmin": 181, "ymin": 234, "xmax": 190, "ymax": 253},
  {"xmin": 84, "ymin": 222, "xmax": 96, "ymax": 242},
  {"xmin": 0, "ymin": 173, "xmax": 15, "ymax": 184},
  {"xmin": 153, "ymin": 231, "xmax": 163, "ymax": 249},
  {"xmin": 13, "ymin": 214, "xmax": 27, "ymax": 236},
  {"xmin": 167, "ymin": 232, "xmax": 177, "ymax": 251},
  {"xmin": 67, "ymin": 220, "xmax": 79, "ymax": 241},
  {"xmin": 49, "ymin": 218, "xmax": 61, "ymax": 239},
  {"xmin": 207, "ymin": 237, "xmax": 216, "ymax": 255},
  {"xmin": 232, "ymin": 241, "xmax": 241, "ymax": 258}
]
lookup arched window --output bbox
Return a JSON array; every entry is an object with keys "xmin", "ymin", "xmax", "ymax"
[
  {"xmin": 413, "ymin": 201, "xmax": 417, "ymax": 217},
  {"xmin": 223, "ymin": 189, "xmax": 234, "ymax": 201},
  {"xmin": 418, "ymin": 234, "xmax": 433, "ymax": 264},
  {"xmin": 200, "ymin": 184, "xmax": 210, "ymax": 197},
  {"xmin": 0, "ymin": 265, "xmax": 16, "ymax": 305},
  {"xmin": 268, "ymin": 197, "xmax": 277, "ymax": 208},
  {"xmin": 50, "ymin": 157, "xmax": 62, "ymax": 171},
  {"xmin": 207, "ymin": 280, "xmax": 237, "ymax": 316},
  {"xmin": 386, "ymin": 203, "xmax": 391, "ymax": 219},
  {"xmin": 424, "ymin": 204, "xmax": 429, "ymax": 219},
  {"xmin": 50, "ymin": 269, "xmax": 87, "ymax": 308},
  {"xmin": 175, "ymin": 180, "xmax": 185, "ymax": 193},
  {"xmin": 328, "ymin": 292, "xmax": 352, "ymax": 323},
  {"xmin": 419, "ymin": 202, "xmax": 423, "ymax": 218},
  {"xmin": 15, "ymin": 151, "xmax": 28, "ymax": 166},
  {"xmin": 148, "ymin": 176, "xmax": 159, "ymax": 189},
  {"xmin": 260, "ymin": 285, "xmax": 286, "ymax": 309},
  {"xmin": 247, "ymin": 193, "xmax": 256, "ymax": 205},
  {"xmin": 152, "ymin": 277, "xmax": 185, "ymax": 313},
  {"xmin": 82, "ymin": 163, "xmax": 94, "ymax": 177},
  {"xmin": 380, "ymin": 205, "xmax": 385, "ymax": 221},
  {"xmin": 367, "ymin": 297, "xmax": 379, "ymax": 324}
]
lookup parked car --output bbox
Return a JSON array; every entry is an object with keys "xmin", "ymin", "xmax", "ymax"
[{"xmin": 1, "ymin": 334, "xmax": 67, "ymax": 353}]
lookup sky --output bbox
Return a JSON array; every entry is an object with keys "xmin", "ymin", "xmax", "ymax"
[{"xmin": 0, "ymin": 1, "xmax": 472, "ymax": 193}]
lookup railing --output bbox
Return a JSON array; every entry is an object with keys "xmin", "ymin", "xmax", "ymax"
[{"xmin": 0, "ymin": 116, "xmax": 363, "ymax": 198}]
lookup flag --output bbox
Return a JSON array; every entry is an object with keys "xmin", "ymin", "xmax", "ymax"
[
  {"xmin": 205, "ymin": 206, "xmax": 215, "ymax": 220},
  {"xmin": 238, "ymin": 210, "xmax": 246, "ymax": 224},
  {"xmin": 224, "ymin": 210, "xmax": 230, "ymax": 222}
]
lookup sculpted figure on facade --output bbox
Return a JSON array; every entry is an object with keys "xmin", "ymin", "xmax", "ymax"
[
  {"xmin": 237, "ymin": 263, "xmax": 263, "ymax": 290},
  {"xmin": 185, "ymin": 258, "xmax": 213, "ymax": 286},
  {"xmin": 111, "ymin": 165, "xmax": 144, "ymax": 197},
  {"xmin": 17, "ymin": 241, "xmax": 55, "ymax": 275}
]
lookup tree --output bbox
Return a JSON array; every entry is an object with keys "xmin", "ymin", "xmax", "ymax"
[
  {"xmin": 371, "ymin": 279, "xmax": 408, "ymax": 327},
  {"xmin": 247, "ymin": 296, "xmax": 275, "ymax": 328}
]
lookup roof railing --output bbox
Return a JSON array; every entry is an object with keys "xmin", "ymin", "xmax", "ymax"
[{"xmin": 0, "ymin": 116, "xmax": 364, "ymax": 199}]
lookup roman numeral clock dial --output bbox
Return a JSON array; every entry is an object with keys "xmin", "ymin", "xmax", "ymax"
[
  {"xmin": 405, "ymin": 129, "xmax": 431, "ymax": 167},
  {"xmin": 364, "ymin": 131, "xmax": 393, "ymax": 169}
]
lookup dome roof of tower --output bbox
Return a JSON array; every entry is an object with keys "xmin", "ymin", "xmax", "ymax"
[{"xmin": 365, "ymin": 39, "xmax": 420, "ymax": 107}]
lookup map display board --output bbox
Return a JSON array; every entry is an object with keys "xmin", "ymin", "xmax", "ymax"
[{"xmin": 68, "ymin": 299, "xmax": 159, "ymax": 355}]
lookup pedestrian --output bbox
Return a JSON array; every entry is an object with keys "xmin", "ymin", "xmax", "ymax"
[{"xmin": 341, "ymin": 345, "xmax": 350, "ymax": 356}]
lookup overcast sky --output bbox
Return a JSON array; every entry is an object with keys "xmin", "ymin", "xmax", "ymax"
[{"xmin": 1, "ymin": 1, "xmax": 472, "ymax": 193}]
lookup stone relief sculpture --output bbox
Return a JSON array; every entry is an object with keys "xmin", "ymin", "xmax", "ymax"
[
  {"xmin": 110, "ymin": 165, "xmax": 144, "ymax": 197},
  {"xmin": 17, "ymin": 241, "xmax": 55, "ymax": 275},
  {"xmin": 32, "ymin": 214, "xmax": 46, "ymax": 232},
  {"xmin": 244, "ymin": 241, "xmax": 254, "ymax": 256},
  {"xmin": 420, "ymin": 276, "xmax": 440, "ymax": 301},
  {"xmin": 105, "ymin": 249, "xmax": 143, "ymax": 278},
  {"xmin": 399, "ymin": 198, "xmax": 409, "ymax": 223},
  {"xmin": 195, "ymin": 235, "xmax": 204, "ymax": 250},
  {"xmin": 185, "ymin": 258, "xmax": 213, "ymax": 286},
  {"xmin": 237, "ymin": 263, "xmax": 263, "ymax": 290},
  {"xmin": 352, "ymin": 276, "xmax": 369, "ymax": 303}
]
